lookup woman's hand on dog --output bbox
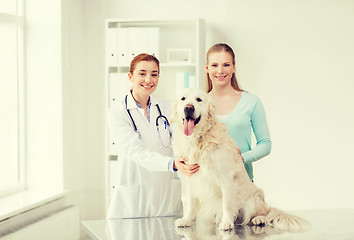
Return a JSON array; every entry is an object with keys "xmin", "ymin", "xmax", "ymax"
[
  {"xmin": 174, "ymin": 157, "xmax": 199, "ymax": 176},
  {"xmin": 236, "ymin": 146, "xmax": 244, "ymax": 163}
]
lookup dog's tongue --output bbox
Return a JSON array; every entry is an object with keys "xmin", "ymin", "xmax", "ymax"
[{"xmin": 184, "ymin": 119, "xmax": 195, "ymax": 136}]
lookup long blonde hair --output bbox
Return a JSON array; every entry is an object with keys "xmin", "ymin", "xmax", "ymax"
[{"xmin": 206, "ymin": 43, "xmax": 243, "ymax": 93}]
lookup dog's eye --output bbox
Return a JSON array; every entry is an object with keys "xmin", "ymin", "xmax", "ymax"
[
  {"xmin": 181, "ymin": 97, "xmax": 185, "ymax": 101},
  {"xmin": 196, "ymin": 98, "xmax": 202, "ymax": 102}
]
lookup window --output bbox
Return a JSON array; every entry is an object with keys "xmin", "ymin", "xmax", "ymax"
[{"xmin": 0, "ymin": 0, "xmax": 25, "ymax": 197}]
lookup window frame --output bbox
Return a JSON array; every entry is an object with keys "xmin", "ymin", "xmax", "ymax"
[{"xmin": 0, "ymin": 0, "xmax": 25, "ymax": 197}]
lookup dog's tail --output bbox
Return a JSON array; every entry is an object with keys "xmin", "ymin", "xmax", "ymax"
[{"xmin": 264, "ymin": 208, "xmax": 310, "ymax": 232}]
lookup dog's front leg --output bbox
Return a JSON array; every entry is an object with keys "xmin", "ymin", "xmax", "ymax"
[
  {"xmin": 219, "ymin": 180, "xmax": 237, "ymax": 231},
  {"xmin": 175, "ymin": 180, "xmax": 198, "ymax": 228}
]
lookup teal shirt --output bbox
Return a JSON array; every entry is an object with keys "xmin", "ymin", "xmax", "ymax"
[{"xmin": 216, "ymin": 92, "xmax": 271, "ymax": 181}]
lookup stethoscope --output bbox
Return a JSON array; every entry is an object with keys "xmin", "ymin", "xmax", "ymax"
[{"xmin": 125, "ymin": 95, "xmax": 172, "ymax": 148}]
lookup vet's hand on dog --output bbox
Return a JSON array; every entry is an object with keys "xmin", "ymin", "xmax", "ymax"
[{"xmin": 174, "ymin": 157, "xmax": 200, "ymax": 176}]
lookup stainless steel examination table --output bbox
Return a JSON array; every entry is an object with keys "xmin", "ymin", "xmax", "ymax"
[{"xmin": 81, "ymin": 208, "xmax": 354, "ymax": 240}]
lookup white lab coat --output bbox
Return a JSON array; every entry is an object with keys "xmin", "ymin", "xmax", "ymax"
[{"xmin": 107, "ymin": 92, "xmax": 181, "ymax": 219}]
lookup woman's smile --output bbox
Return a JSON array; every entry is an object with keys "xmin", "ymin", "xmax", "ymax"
[
  {"xmin": 215, "ymin": 75, "xmax": 227, "ymax": 80},
  {"xmin": 141, "ymin": 84, "xmax": 155, "ymax": 89}
]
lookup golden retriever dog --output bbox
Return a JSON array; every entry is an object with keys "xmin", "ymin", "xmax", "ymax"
[{"xmin": 171, "ymin": 88, "xmax": 308, "ymax": 232}]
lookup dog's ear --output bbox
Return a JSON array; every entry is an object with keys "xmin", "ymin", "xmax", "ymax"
[
  {"xmin": 206, "ymin": 97, "xmax": 217, "ymax": 122},
  {"xmin": 207, "ymin": 97, "xmax": 216, "ymax": 116},
  {"xmin": 169, "ymin": 100, "xmax": 178, "ymax": 124}
]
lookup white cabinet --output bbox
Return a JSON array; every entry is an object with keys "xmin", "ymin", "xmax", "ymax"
[
  {"xmin": 104, "ymin": 18, "xmax": 205, "ymax": 207},
  {"xmin": 106, "ymin": 27, "xmax": 160, "ymax": 67}
]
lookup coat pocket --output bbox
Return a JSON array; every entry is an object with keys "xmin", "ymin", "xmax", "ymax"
[{"xmin": 107, "ymin": 184, "xmax": 140, "ymax": 219}]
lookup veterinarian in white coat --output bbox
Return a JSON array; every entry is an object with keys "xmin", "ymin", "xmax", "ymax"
[{"xmin": 107, "ymin": 53, "xmax": 199, "ymax": 219}]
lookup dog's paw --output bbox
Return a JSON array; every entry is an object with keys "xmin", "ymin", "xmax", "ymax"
[
  {"xmin": 251, "ymin": 216, "xmax": 266, "ymax": 226},
  {"xmin": 175, "ymin": 224, "xmax": 195, "ymax": 237},
  {"xmin": 251, "ymin": 225, "xmax": 266, "ymax": 235},
  {"xmin": 218, "ymin": 231, "xmax": 237, "ymax": 240},
  {"xmin": 214, "ymin": 212, "xmax": 223, "ymax": 225},
  {"xmin": 218, "ymin": 221, "xmax": 234, "ymax": 231},
  {"xmin": 175, "ymin": 218, "xmax": 194, "ymax": 228}
]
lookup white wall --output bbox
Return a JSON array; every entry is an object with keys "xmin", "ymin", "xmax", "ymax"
[
  {"xmin": 65, "ymin": 0, "xmax": 354, "ymax": 221},
  {"xmin": 61, "ymin": 0, "xmax": 106, "ymax": 220},
  {"xmin": 26, "ymin": 0, "xmax": 63, "ymax": 191}
]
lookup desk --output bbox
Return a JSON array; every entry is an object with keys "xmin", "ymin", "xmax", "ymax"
[{"xmin": 81, "ymin": 209, "xmax": 354, "ymax": 240}]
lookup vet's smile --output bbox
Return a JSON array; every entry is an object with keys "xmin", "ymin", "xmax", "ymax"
[{"xmin": 141, "ymin": 84, "xmax": 154, "ymax": 89}]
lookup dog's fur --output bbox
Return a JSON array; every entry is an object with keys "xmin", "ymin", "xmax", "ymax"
[{"xmin": 171, "ymin": 88, "xmax": 308, "ymax": 232}]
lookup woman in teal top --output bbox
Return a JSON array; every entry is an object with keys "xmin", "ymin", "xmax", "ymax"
[{"xmin": 205, "ymin": 43, "xmax": 271, "ymax": 181}]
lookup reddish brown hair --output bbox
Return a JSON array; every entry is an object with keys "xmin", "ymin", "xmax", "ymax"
[{"xmin": 129, "ymin": 53, "xmax": 160, "ymax": 74}]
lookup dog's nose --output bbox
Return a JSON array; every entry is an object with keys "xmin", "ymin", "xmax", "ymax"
[{"xmin": 184, "ymin": 104, "xmax": 195, "ymax": 117}]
